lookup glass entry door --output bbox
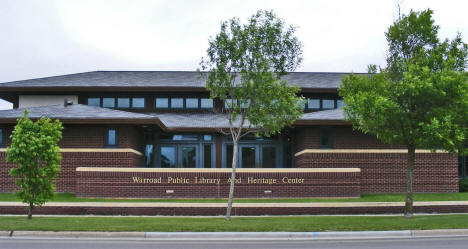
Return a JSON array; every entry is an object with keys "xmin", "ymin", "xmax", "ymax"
[
  {"xmin": 159, "ymin": 144, "xmax": 199, "ymax": 168},
  {"xmin": 225, "ymin": 144, "xmax": 279, "ymax": 168},
  {"xmin": 239, "ymin": 145, "xmax": 257, "ymax": 168},
  {"xmin": 179, "ymin": 144, "xmax": 198, "ymax": 168}
]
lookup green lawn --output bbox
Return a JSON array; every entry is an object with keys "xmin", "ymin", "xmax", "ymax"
[
  {"xmin": 1, "ymin": 192, "xmax": 468, "ymax": 203},
  {"xmin": 1, "ymin": 215, "xmax": 468, "ymax": 232}
]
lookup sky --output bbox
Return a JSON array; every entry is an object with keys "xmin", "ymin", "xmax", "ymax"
[{"xmin": 0, "ymin": 0, "xmax": 467, "ymax": 109}]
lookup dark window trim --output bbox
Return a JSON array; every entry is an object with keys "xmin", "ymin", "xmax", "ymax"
[
  {"xmin": 105, "ymin": 127, "xmax": 118, "ymax": 148},
  {"xmin": 0, "ymin": 128, "xmax": 4, "ymax": 148}
]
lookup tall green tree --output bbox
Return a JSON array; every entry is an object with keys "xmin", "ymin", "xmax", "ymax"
[
  {"xmin": 340, "ymin": 9, "xmax": 468, "ymax": 218},
  {"xmin": 6, "ymin": 111, "xmax": 63, "ymax": 219},
  {"xmin": 200, "ymin": 10, "xmax": 304, "ymax": 220}
]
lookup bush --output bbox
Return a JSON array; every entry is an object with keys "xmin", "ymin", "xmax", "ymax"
[{"xmin": 460, "ymin": 178, "xmax": 468, "ymax": 192}]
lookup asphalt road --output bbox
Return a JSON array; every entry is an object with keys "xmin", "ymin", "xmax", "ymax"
[{"xmin": 1, "ymin": 236, "xmax": 468, "ymax": 249}]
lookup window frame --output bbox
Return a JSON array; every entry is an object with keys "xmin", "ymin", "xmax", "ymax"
[
  {"xmin": 318, "ymin": 128, "xmax": 333, "ymax": 149},
  {"xmin": 105, "ymin": 127, "xmax": 118, "ymax": 148},
  {"xmin": 170, "ymin": 97, "xmax": 184, "ymax": 109},
  {"xmin": 0, "ymin": 128, "xmax": 3, "ymax": 148},
  {"xmin": 131, "ymin": 97, "xmax": 146, "ymax": 109}
]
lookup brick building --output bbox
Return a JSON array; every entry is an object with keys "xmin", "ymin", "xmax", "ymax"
[{"xmin": 0, "ymin": 71, "xmax": 460, "ymax": 198}]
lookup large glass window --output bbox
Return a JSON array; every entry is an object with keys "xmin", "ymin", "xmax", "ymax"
[
  {"xmin": 87, "ymin": 98, "xmax": 100, "ymax": 107},
  {"xmin": 307, "ymin": 99, "xmax": 320, "ymax": 109},
  {"xmin": 106, "ymin": 128, "xmax": 117, "ymax": 147},
  {"xmin": 322, "ymin": 99, "xmax": 335, "ymax": 109},
  {"xmin": 155, "ymin": 98, "xmax": 169, "ymax": 109},
  {"xmin": 262, "ymin": 147, "xmax": 276, "ymax": 168},
  {"xmin": 158, "ymin": 134, "xmax": 214, "ymax": 168},
  {"xmin": 132, "ymin": 98, "xmax": 145, "ymax": 108},
  {"xmin": 186, "ymin": 98, "xmax": 199, "ymax": 109},
  {"xmin": 180, "ymin": 145, "xmax": 197, "ymax": 168},
  {"xmin": 102, "ymin": 98, "xmax": 115, "ymax": 108},
  {"xmin": 117, "ymin": 98, "xmax": 130, "ymax": 108},
  {"xmin": 226, "ymin": 144, "xmax": 233, "ymax": 168},
  {"xmin": 241, "ymin": 146, "xmax": 256, "ymax": 168},
  {"xmin": 203, "ymin": 144, "xmax": 212, "ymax": 168},
  {"xmin": 319, "ymin": 129, "xmax": 332, "ymax": 148},
  {"xmin": 171, "ymin": 98, "xmax": 183, "ymax": 108},
  {"xmin": 160, "ymin": 146, "xmax": 176, "ymax": 168},
  {"xmin": 201, "ymin": 98, "xmax": 213, "ymax": 108}
]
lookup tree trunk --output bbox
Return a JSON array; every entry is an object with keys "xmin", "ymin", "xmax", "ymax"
[
  {"xmin": 404, "ymin": 146, "xmax": 416, "ymax": 218},
  {"xmin": 27, "ymin": 202, "xmax": 33, "ymax": 219},
  {"xmin": 226, "ymin": 140, "xmax": 238, "ymax": 221}
]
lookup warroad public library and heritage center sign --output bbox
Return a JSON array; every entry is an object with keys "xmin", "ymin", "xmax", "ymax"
[{"xmin": 75, "ymin": 167, "xmax": 361, "ymax": 198}]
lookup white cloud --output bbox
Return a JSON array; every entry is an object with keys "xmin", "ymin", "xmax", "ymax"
[{"xmin": 0, "ymin": 0, "xmax": 467, "ymax": 110}]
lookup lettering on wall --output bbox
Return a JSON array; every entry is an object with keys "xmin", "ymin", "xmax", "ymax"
[{"xmin": 131, "ymin": 176, "xmax": 305, "ymax": 185}]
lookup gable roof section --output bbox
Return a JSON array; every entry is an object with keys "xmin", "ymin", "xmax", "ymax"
[
  {"xmin": 0, "ymin": 71, "xmax": 365, "ymax": 92},
  {"xmin": 0, "ymin": 104, "xmax": 163, "ymax": 126},
  {"xmin": 296, "ymin": 108, "xmax": 348, "ymax": 125},
  {"xmin": 0, "ymin": 104, "xmax": 348, "ymax": 128}
]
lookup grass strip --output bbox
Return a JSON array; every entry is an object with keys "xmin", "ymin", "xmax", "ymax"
[
  {"xmin": 1, "ymin": 215, "xmax": 468, "ymax": 232},
  {"xmin": 1, "ymin": 192, "xmax": 468, "ymax": 203}
]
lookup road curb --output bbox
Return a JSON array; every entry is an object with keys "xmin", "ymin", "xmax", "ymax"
[{"xmin": 2, "ymin": 229, "xmax": 468, "ymax": 240}]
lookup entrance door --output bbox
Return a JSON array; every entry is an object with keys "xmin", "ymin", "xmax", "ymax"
[
  {"xmin": 239, "ymin": 145, "xmax": 257, "ymax": 168},
  {"xmin": 179, "ymin": 144, "xmax": 198, "ymax": 168},
  {"xmin": 159, "ymin": 144, "xmax": 199, "ymax": 168}
]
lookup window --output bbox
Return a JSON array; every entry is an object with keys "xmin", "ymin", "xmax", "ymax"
[
  {"xmin": 225, "ymin": 99, "xmax": 236, "ymax": 109},
  {"xmin": 106, "ymin": 128, "xmax": 117, "ymax": 147},
  {"xmin": 155, "ymin": 98, "xmax": 169, "ymax": 108},
  {"xmin": 307, "ymin": 99, "xmax": 320, "ymax": 109},
  {"xmin": 102, "ymin": 98, "xmax": 115, "ymax": 108},
  {"xmin": 201, "ymin": 98, "xmax": 213, "ymax": 108},
  {"xmin": 186, "ymin": 98, "xmax": 199, "ymax": 109},
  {"xmin": 172, "ymin": 134, "xmax": 198, "ymax": 141},
  {"xmin": 117, "ymin": 98, "xmax": 130, "ymax": 108},
  {"xmin": 171, "ymin": 98, "xmax": 183, "ymax": 108},
  {"xmin": 203, "ymin": 135, "xmax": 212, "ymax": 141},
  {"xmin": 0, "ymin": 128, "xmax": 3, "ymax": 148},
  {"xmin": 319, "ymin": 129, "xmax": 332, "ymax": 149},
  {"xmin": 87, "ymin": 98, "xmax": 100, "ymax": 107},
  {"xmin": 203, "ymin": 144, "xmax": 212, "ymax": 168},
  {"xmin": 132, "ymin": 98, "xmax": 145, "ymax": 108},
  {"xmin": 160, "ymin": 146, "xmax": 176, "ymax": 168},
  {"xmin": 337, "ymin": 100, "xmax": 343, "ymax": 109},
  {"xmin": 322, "ymin": 99, "xmax": 335, "ymax": 109}
]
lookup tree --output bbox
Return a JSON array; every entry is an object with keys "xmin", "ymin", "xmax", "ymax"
[
  {"xmin": 200, "ymin": 10, "xmax": 304, "ymax": 220},
  {"xmin": 6, "ymin": 111, "xmax": 63, "ymax": 219},
  {"xmin": 340, "ymin": 9, "xmax": 468, "ymax": 218}
]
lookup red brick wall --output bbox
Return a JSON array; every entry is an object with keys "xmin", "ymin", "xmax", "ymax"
[
  {"xmin": 76, "ymin": 169, "xmax": 361, "ymax": 198},
  {"xmin": 0, "ymin": 125, "xmax": 144, "ymax": 193},
  {"xmin": 59, "ymin": 125, "xmax": 141, "ymax": 150},
  {"xmin": 294, "ymin": 126, "xmax": 403, "ymax": 150}
]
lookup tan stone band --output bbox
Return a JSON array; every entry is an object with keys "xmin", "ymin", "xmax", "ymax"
[
  {"xmin": 295, "ymin": 149, "xmax": 449, "ymax": 157},
  {"xmin": 0, "ymin": 201, "xmax": 465, "ymax": 208},
  {"xmin": 0, "ymin": 148, "xmax": 142, "ymax": 156},
  {"xmin": 76, "ymin": 167, "xmax": 360, "ymax": 173}
]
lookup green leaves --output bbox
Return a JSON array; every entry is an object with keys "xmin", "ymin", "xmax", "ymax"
[
  {"xmin": 201, "ymin": 10, "xmax": 303, "ymax": 139},
  {"xmin": 6, "ymin": 110, "xmax": 63, "ymax": 212},
  {"xmin": 340, "ymin": 8, "xmax": 468, "ymax": 153}
]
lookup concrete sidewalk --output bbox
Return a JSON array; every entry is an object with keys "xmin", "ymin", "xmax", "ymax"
[{"xmin": 1, "ymin": 229, "xmax": 468, "ymax": 240}]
